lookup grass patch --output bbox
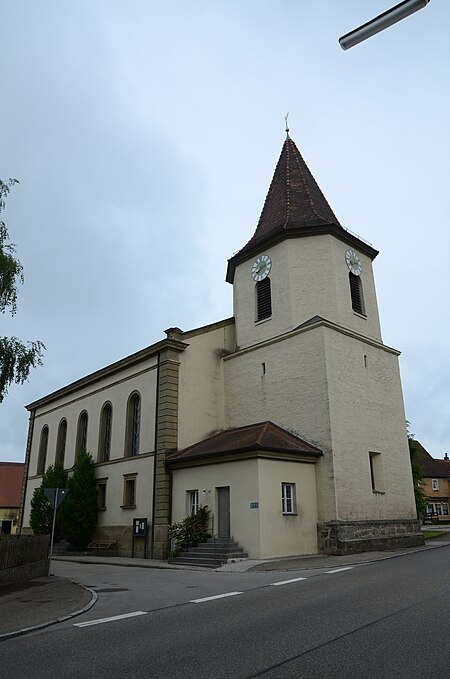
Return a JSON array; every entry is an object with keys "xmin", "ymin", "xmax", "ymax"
[{"xmin": 423, "ymin": 530, "xmax": 447, "ymax": 540}]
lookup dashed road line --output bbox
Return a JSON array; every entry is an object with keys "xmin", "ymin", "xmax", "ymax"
[
  {"xmin": 325, "ymin": 567, "xmax": 354, "ymax": 574},
  {"xmin": 190, "ymin": 591, "xmax": 244, "ymax": 603},
  {"xmin": 270, "ymin": 577, "xmax": 307, "ymax": 586},
  {"xmin": 74, "ymin": 567, "xmax": 358, "ymax": 626},
  {"xmin": 74, "ymin": 611, "xmax": 147, "ymax": 627}
]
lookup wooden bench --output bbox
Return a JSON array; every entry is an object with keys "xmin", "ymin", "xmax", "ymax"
[{"xmin": 87, "ymin": 540, "xmax": 118, "ymax": 556}]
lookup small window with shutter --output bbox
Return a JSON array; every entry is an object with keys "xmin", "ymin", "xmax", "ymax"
[
  {"xmin": 256, "ymin": 277, "xmax": 272, "ymax": 321},
  {"xmin": 349, "ymin": 272, "xmax": 365, "ymax": 315}
]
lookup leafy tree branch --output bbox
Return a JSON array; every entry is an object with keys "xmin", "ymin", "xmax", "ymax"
[{"xmin": 0, "ymin": 179, "xmax": 45, "ymax": 402}]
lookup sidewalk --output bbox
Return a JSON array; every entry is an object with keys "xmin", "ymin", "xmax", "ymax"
[
  {"xmin": 0, "ymin": 575, "xmax": 96, "ymax": 641},
  {"xmin": 1, "ymin": 536, "xmax": 449, "ymax": 642}
]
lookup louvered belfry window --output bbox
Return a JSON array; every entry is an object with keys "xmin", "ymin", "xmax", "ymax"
[
  {"xmin": 256, "ymin": 277, "xmax": 272, "ymax": 321},
  {"xmin": 349, "ymin": 272, "xmax": 365, "ymax": 315}
]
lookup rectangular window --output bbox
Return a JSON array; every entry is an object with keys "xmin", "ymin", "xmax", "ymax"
[
  {"xmin": 97, "ymin": 482, "xmax": 107, "ymax": 509},
  {"xmin": 281, "ymin": 483, "xmax": 296, "ymax": 514},
  {"xmin": 443, "ymin": 504, "xmax": 449, "ymax": 516},
  {"xmin": 188, "ymin": 490, "xmax": 199, "ymax": 515},
  {"xmin": 123, "ymin": 477, "xmax": 136, "ymax": 507},
  {"xmin": 432, "ymin": 479, "xmax": 439, "ymax": 491},
  {"xmin": 256, "ymin": 278, "xmax": 272, "ymax": 322},
  {"xmin": 369, "ymin": 452, "xmax": 384, "ymax": 493}
]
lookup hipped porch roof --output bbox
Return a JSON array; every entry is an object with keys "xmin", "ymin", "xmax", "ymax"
[{"xmin": 166, "ymin": 421, "xmax": 322, "ymax": 467}]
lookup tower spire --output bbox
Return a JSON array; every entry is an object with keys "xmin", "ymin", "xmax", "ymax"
[{"xmin": 226, "ymin": 134, "xmax": 378, "ymax": 283}]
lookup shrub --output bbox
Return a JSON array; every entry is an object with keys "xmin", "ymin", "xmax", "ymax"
[
  {"xmin": 58, "ymin": 449, "xmax": 97, "ymax": 550},
  {"xmin": 168, "ymin": 505, "xmax": 210, "ymax": 551},
  {"xmin": 29, "ymin": 464, "xmax": 68, "ymax": 536}
]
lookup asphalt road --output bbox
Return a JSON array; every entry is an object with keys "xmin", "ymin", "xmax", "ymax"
[{"xmin": 2, "ymin": 545, "xmax": 450, "ymax": 678}]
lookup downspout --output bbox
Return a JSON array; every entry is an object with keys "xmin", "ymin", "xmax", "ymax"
[
  {"xmin": 19, "ymin": 408, "xmax": 35, "ymax": 534},
  {"xmin": 150, "ymin": 351, "xmax": 160, "ymax": 558}
]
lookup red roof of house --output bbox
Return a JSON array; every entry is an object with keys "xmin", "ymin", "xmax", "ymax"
[
  {"xmin": 0, "ymin": 462, "xmax": 25, "ymax": 508},
  {"xmin": 413, "ymin": 441, "xmax": 450, "ymax": 478},
  {"xmin": 166, "ymin": 421, "xmax": 322, "ymax": 466}
]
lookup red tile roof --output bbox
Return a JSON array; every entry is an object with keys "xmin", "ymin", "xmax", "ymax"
[
  {"xmin": 226, "ymin": 135, "xmax": 378, "ymax": 283},
  {"xmin": 413, "ymin": 441, "xmax": 450, "ymax": 478},
  {"xmin": 0, "ymin": 462, "xmax": 25, "ymax": 508},
  {"xmin": 248, "ymin": 135, "xmax": 342, "ymax": 242},
  {"xmin": 166, "ymin": 421, "xmax": 322, "ymax": 466}
]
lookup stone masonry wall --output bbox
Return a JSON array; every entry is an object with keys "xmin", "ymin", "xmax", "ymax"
[{"xmin": 317, "ymin": 519, "xmax": 424, "ymax": 555}]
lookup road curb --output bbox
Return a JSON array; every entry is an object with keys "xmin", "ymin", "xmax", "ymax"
[{"xmin": 0, "ymin": 581, "xmax": 98, "ymax": 643}]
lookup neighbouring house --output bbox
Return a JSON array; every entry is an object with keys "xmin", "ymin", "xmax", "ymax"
[
  {"xmin": 414, "ymin": 442, "xmax": 450, "ymax": 521},
  {"xmin": 0, "ymin": 462, "xmax": 25, "ymax": 535},
  {"xmin": 19, "ymin": 132, "xmax": 423, "ymax": 558}
]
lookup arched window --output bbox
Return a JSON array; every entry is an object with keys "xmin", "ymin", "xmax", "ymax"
[
  {"xmin": 56, "ymin": 419, "xmax": 67, "ymax": 466},
  {"xmin": 37, "ymin": 426, "xmax": 49, "ymax": 475},
  {"xmin": 99, "ymin": 403, "xmax": 112, "ymax": 462},
  {"xmin": 256, "ymin": 277, "xmax": 272, "ymax": 321},
  {"xmin": 75, "ymin": 411, "xmax": 88, "ymax": 460},
  {"xmin": 125, "ymin": 392, "xmax": 141, "ymax": 457},
  {"xmin": 349, "ymin": 272, "xmax": 365, "ymax": 315}
]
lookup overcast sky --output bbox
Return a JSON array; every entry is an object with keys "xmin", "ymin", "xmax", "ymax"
[{"xmin": 1, "ymin": 0, "xmax": 449, "ymax": 462}]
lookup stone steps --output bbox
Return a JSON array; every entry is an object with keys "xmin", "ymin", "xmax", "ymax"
[{"xmin": 169, "ymin": 538, "xmax": 248, "ymax": 568}]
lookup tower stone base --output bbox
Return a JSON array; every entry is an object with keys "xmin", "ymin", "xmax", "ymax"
[{"xmin": 317, "ymin": 519, "xmax": 424, "ymax": 555}]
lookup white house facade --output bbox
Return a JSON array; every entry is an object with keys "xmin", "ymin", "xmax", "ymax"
[{"xmin": 20, "ymin": 133, "xmax": 423, "ymax": 558}]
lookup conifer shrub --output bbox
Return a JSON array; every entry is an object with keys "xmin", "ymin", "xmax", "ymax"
[
  {"xmin": 58, "ymin": 449, "xmax": 98, "ymax": 550},
  {"xmin": 29, "ymin": 464, "xmax": 68, "ymax": 537}
]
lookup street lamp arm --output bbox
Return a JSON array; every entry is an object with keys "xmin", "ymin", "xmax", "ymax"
[{"xmin": 339, "ymin": 0, "xmax": 430, "ymax": 50}]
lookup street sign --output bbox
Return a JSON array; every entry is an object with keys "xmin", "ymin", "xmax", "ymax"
[
  {"xmin": 45, "ymin": 487, "xmax": 69, "ymax": 509},
  {"xmin": 45, "ymin": 487, "xmax": 69, "ymax": 576}
]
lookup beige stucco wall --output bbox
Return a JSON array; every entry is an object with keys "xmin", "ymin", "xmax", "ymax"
[
  {"xmin": 258, "ymin": 459, "xmax": 318, "ymax": 558},
  {"xmin": 323, "ymin": 326, "xmax": 417, "ymax": 520},
  {"xmin": 233, "ymin": 236, "xmax": 382, "ymax": 350},
  {"xmin": 224, "ymin": 320, "xmax": 416, "ymax": 524},
  {"xmin": 177, "ymin": 321, "xmax": 235, "ymax": 450},
  {"xmin": 28, "ymin": 358, "xmax": 158, "ymax": 474},
  {"xmin": 23, "ymin": 355, "xmax": 158, "ymax": 532},
  {"xmin": 171, "ymin": 459, "xmax": 261, "ymax": 556},
  {"xmin": 224, "ymin": 326, "xmax": 337, "ymax": 520},
  {"xmin": 95, "ymin": 454, "xmax": 154, "ymax": 526},
  {"xmin": 171, "ymin": 457, "xmax": 318, "ymax": 559}
]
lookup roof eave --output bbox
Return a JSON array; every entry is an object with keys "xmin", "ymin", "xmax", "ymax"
[
  {"xmin": 166, "ymin": 446, "xmax": 322, "ymax": 468},
  {"xmin": 226, "ymin": 223, "xmax": 378, "ymax": 284},
  {"xmin": 26, "ymin": 337, "xmax": 189, "ymax": 411}
]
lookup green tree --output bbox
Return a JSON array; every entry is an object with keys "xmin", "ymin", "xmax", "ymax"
[
  {"xmin": 0, "ymin": 178, "xmax": 45, "ymax": 403},
  {"xmin": 407, "ymin": 424, "xmax": 427, "ymax": 519},
  {"xmin": 29, "ymin": 464, "xmax": 68, "ymax": 536},
  {"xmin": 58, "ymin": 449, "xmax": 98, "ymax": 550}
]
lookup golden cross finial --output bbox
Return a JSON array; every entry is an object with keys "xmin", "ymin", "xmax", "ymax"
[{"xmin": 284, "ymin": 112, "xmax": 290, "ymax": 136}]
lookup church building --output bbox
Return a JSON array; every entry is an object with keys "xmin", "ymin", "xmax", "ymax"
[{"xmin": 20, "ymin": 132, "xmax": 423, "ymax": 558}]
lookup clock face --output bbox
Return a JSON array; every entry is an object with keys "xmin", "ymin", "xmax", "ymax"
[
  {"xmin": 345, "ymin": 249, "xmax": 362, "ymax": 276},
  {"xmin": 251, "ymin": 255, "xmax": 272, "ymax": 281}
]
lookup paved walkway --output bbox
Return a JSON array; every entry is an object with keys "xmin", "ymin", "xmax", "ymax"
[{"xmin": 1, "ymin": 534, "xmax": 449, "ymax": 642}]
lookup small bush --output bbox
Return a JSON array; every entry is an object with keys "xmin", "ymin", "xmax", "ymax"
[{"xmin": 169, "ymin": 506, "xmax": 210, "ymax": 551}]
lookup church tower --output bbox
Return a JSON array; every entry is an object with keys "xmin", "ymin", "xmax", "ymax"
[{"xmin": 224, "ymin": 132, "xmax": 422, "ymax": 554}]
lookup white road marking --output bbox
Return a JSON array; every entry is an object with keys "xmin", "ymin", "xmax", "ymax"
[
  {"xmin": 190, "ymin": 591, "xmax": 243, "ymax": 603},
  {"xmin": 74, "ymin": 611, "xmax": 147, "ymax": 627},
  {"xmin": 270, "ymin": 577, "xmax": 307, "ymax": 586},
  {"xmin": 326, "ymin": 567, "xmax": 354, "ymax": 574}
]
